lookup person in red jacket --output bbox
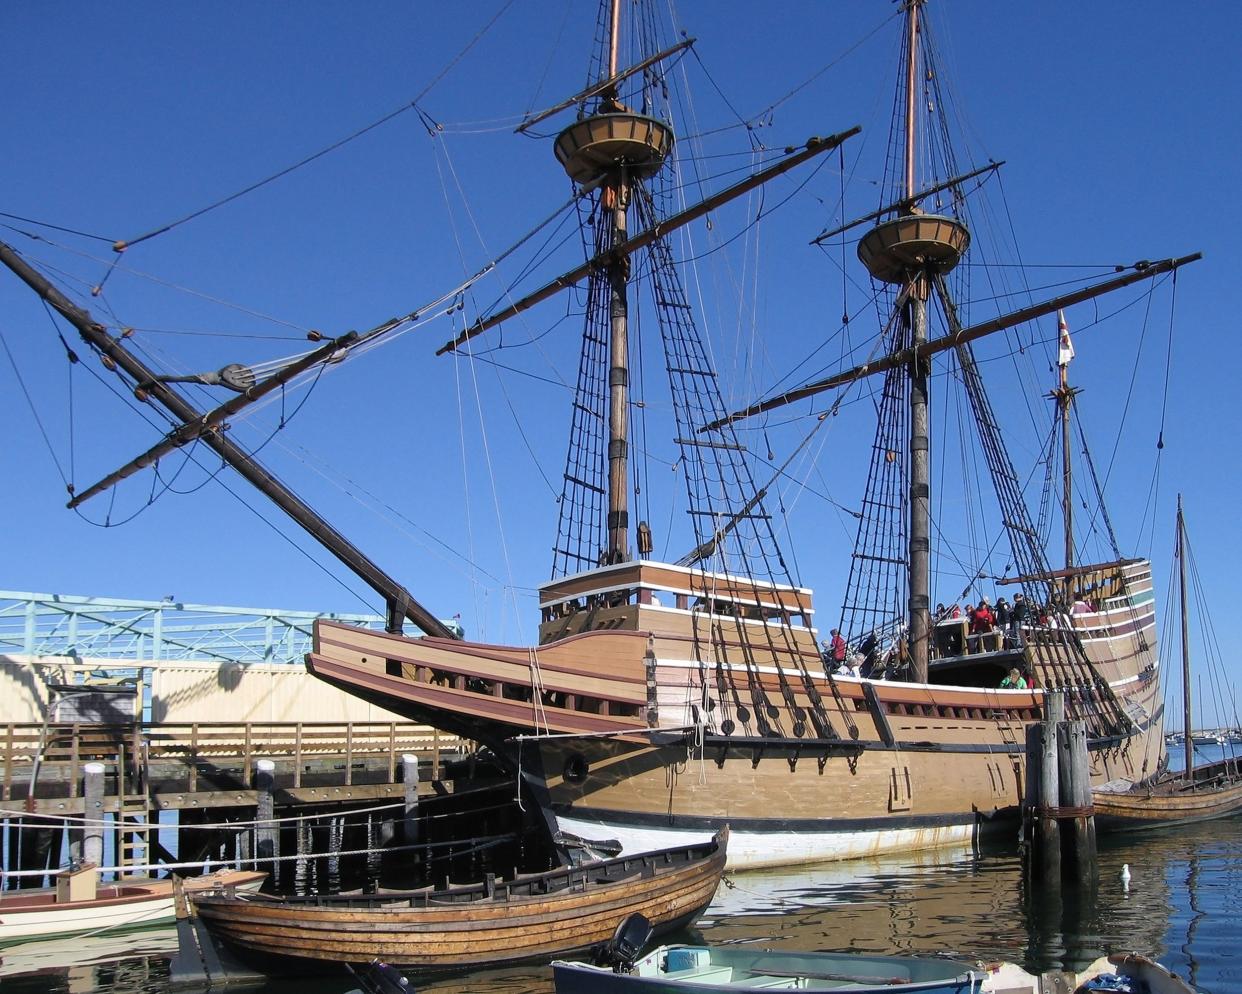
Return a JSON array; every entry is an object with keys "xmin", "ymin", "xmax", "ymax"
[
  {"xmin": 829, "ymin": 629, "xmax": 847, "ymax": 666},
  {"xmin": 969, "ymin": 598, "xmax": 995, "ymax": 652}
]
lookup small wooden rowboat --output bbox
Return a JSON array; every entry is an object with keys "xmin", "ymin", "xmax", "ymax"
[
  {"xmin": 0, "ymin": 868, "xmax": 266, "ymax": 946},
  {"xmin": 1093, "ymin": 758, "xmax": 1242, "ymax": 833},
  {"xmin": 194, "ymin": 828, "xmax": 728, "ymax": 972}
]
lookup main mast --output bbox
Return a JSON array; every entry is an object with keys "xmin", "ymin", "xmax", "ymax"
[
  {"xmin": 903, "ymin": 0, "xmax": 932, "ymax": 683},
  {"xmin": 552, "ymin": 0, "xmax": 673, "ymax": 566},
  {"xmin": 604, "ymin": 0, "xmax": 632, "ymax": 564},
  {"xmin": 856, "ymin": 0, "xmax": 969, "ymax": 682}
]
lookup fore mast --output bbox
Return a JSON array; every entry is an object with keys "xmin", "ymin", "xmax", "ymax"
[
  {"xmin": 552, "ymin": 0, "xmax": 674, "ymax": 566},
  {"xmin": 856, "ymin": 0, "xmax": 969, "ymax": 682}
]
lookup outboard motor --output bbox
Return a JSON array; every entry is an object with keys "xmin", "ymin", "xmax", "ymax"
[
  {"xmin": 347, "ymin": 958, "xmax": 412, "ymax": 994},
  {"xmin": 597, "ymin": 913, "xmax": 654, "ymax": 974}
]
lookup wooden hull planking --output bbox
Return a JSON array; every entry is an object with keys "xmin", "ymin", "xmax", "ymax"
[
  {"xmin": 194, "ymin": 832, "xmax": 726, "ymax": 971},
  {"xmin": 1094, "ymin": 760, "xmax": 1242, "ymax": 832}
]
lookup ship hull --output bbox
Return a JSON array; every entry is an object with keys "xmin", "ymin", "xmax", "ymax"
[
  {"xmin": 524, "ymin": 718, "xmax": 1152, "ymax": 869},
  {"xmin": 307, "ymin": 560, "xmax": 1165, "ymax": 869}
]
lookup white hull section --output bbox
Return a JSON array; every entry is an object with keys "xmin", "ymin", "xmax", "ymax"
[
  {"xmin": 0, "ymin": 895, "xmax": 175, "ymax": 942},
  {"xmin": 0, "ymin": 871, "xmax": 264, "ymax": 946},
  {"xmin": 553, "ymin": 813, "xmax": 979, "ymax": 870}
]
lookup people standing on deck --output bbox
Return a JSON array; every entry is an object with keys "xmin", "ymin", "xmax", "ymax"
[
  {"xmin": 1009, "ymin": 592, "xmax": 1028, "ymax": 646},
  {"xmin": 859, "ymin": 631, "xmax": 880, "ymax": 678},
  {"xmin": 994, "ymin": 597, "xmax": 1010, "ymax": 631}
]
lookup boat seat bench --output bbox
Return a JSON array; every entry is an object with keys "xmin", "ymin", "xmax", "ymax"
[{"xmin": 663, "ymin": 966, "xmax": 736, "ymax": 983}]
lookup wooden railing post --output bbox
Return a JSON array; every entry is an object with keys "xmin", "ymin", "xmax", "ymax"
[
  {"xmin": 345, "ymin": 723, "xmax": 354, "ymax": 786},
  {"xmin": 387, "ymin": 722, "xmax": 396, "ymax": 783},
  {"xmin": 294, "ymin": 722, "xmax": 303, "ymax": 789},
  {"xmin": 2, "ymin": 723, "xmax": 13, "ymax": 802},
  {"xmin": 69, "ymin": 724, "xmax": 81, "ymax": 799},
  {"xmin": 189, "ymin": 723, "xmax": 199, "ymax": 793}
]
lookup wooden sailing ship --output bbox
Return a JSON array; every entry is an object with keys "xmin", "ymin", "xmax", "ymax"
[
  {"xmin": 192, "ymin": 829, "xmax": 726, "ymax": 972},
  {"xmin": 0, "ymin": 2, "xmax": 1200, "ymax": 871},
  {"xmin": 302, "ymin": 0, "xmax": 1190, "ymax": 868},
  {"xmin": 1092, "ymin": 497, "xmax": 1242, "ymax": 831}
]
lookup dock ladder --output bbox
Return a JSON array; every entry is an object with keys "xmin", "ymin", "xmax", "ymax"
[{"xmin": 116, "ymin": 729, "xmax": 154, "ymax": 876}]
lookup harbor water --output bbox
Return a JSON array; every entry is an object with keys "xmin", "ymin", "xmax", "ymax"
[{"xmin": 3, "ymin": 813, "xmax": 1238, "ymax": 993}]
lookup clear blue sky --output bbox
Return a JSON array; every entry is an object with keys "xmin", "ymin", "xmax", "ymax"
[{"xmin": 2, "ymin": 3, "xmax": 1238, "ymax": 724}]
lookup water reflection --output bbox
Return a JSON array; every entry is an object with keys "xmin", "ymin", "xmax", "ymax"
[{"xmin": 2, "ymin": 817, "xmax": 1238, "ymax": 994}]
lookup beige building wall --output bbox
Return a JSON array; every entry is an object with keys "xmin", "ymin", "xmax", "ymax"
[
  {"xmin": 149, "ymin": 661, "xmax": 408, "ymax": 723},
  {"xmin": 0, "ymin": 654, "xmax": 408, "ymax": 724}
]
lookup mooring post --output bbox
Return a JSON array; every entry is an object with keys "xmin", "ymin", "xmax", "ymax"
[
  {"xmin": 402, "ymin": 753, "xmax": 420, "ymax": 845},
  {"xmin": 83, "ymin": 761, "xmax": 106, "ymax": 868},
  {"xmin": 1024, "ymin": 691, "xmax": 1064, "ymax": 886},
  {"xmin": 1058, "ymin": 718, "xmax": 1097, "ymax": 882},
  {"xmin": 254, "ymin": 759, "xmax": 278, "ymax": 882}
]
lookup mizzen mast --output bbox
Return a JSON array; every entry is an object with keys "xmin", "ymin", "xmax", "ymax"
[
  {"xmin": 1051, "ymin": 310, "xmax": 1080, "ymax": 577},
  {"xmin": 855, "ymin": 0, "xmax": 969, "ymax": 682}
]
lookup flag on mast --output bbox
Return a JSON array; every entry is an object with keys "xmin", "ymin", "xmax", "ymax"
[{"xmin": 1057, "ymin": 309, "xmax": 1075, "ymax": 366}]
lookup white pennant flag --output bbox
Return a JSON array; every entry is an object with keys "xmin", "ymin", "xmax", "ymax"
[{"xmin": 1057, "ymin": 309, "xmax": 1075, "ymax": 366}]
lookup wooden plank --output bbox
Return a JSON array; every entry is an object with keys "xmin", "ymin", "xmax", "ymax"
[{"xmin": 2, "ymin": 723, "xmax": 12, "ymax": 802}]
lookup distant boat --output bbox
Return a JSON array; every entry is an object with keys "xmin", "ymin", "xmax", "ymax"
[
  {"xmin": 0, "ymin": 867, "xmax": 265, "ymax": 947},
  {"xmin": 194, "ymin": 830, "xmax": 726, "ymax": 973},
  {"xmin": 1093, "ymin": 498, "xmax": 1242, "ymax": 832},
  {"xmin": 983, "ymin": 955, "xmax": 1195, "ymax": 994}
]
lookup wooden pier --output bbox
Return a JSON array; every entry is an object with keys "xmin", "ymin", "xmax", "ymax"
[
  {"xmin": 2, "ymin": 720, "xmax": 469, "ymax": 815},
  {"xmin": 1, "ymin": 720, "xmax": 486, "ymax": 884}
]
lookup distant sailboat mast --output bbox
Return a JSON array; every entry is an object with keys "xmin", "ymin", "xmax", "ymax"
[{"xmin": 1178, "ymin": 494, "xmax": 1194, "ymax": 775}]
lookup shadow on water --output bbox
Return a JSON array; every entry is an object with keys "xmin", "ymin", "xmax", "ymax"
[{"xmin": 3, "ymin": 817, "xmax": 1239, "ymax": 994}]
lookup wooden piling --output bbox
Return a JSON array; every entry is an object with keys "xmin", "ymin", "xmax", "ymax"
[
  {"xmin": 83, "ymin": 761, "xmax": 105, "ymax": 868},
  {"xmin": 1024, "ymin": 692, "xmax": 1063, "ymax": 886},
  {"xmin": 1023, "ymin": 691, "xmax": 1099, "ymax": 889},
  {"xmin": 1058, "ymin": 718, "xmax": 1098, "ymax": 883},
  {"xmin": 402, "ymin": 753, "xmax": 420, "ymax": 845},
  {"xmin": 254, "ymin": 758, "xmax": 277, "ymax": 883}
]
